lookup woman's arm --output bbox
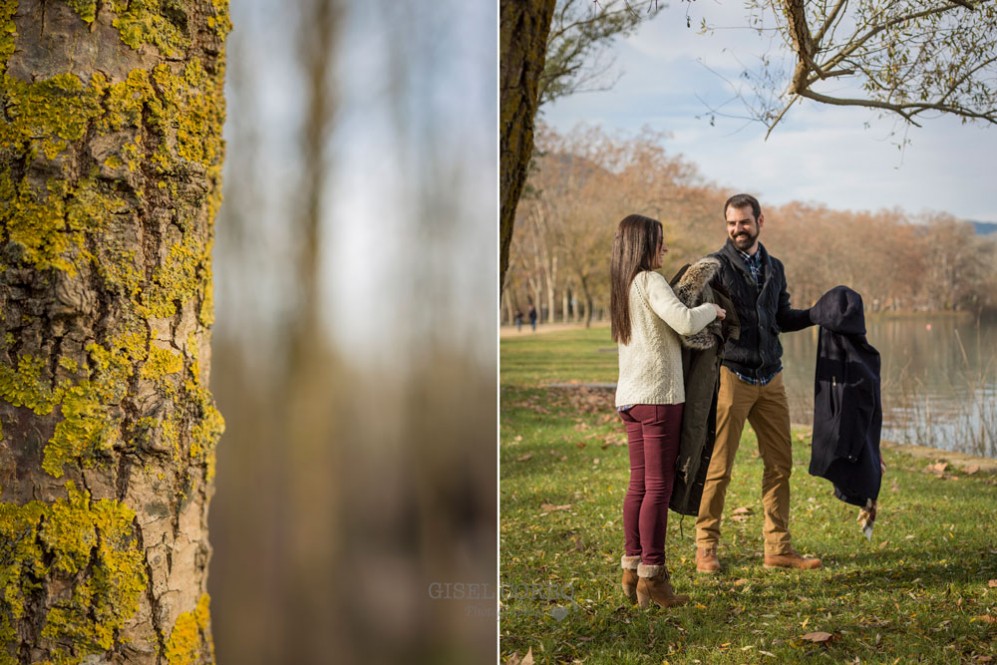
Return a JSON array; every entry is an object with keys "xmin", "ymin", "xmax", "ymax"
[{"xmin": 639, "ymin": 272, "xmax": 718, "ymax": 336}]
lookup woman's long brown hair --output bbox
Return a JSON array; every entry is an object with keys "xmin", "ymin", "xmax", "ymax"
[{"xmin": 610, "ymin": 214, "xmax": 663, "ymax": 345}]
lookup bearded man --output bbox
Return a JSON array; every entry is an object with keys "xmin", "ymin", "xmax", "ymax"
[{"xmin": 695, "ymin": 193, "xmax": 823, "ymax": 573}]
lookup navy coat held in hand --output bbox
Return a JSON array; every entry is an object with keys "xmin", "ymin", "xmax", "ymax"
[{"xmin": 808, "ymin": 286, "xmax": 883, "ymax": 508}]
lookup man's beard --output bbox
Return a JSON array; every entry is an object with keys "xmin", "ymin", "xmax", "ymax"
[{"xmin": 731, "ymin": 229, "xmax": 758, "ymax": 250}]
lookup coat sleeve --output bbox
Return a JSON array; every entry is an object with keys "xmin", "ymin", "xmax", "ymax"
[
  {"xmin": 640, "ymin": 272, "xmax": 717, "ymax": 336},
  {"xmin": 773, "ymin": 258, "xmax": 814, "ymax": 332}
]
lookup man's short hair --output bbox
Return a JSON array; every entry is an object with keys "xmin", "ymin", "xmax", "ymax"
[{"xmin": 724, "ymin": 193, "xmax": 761, "ymax": 221}]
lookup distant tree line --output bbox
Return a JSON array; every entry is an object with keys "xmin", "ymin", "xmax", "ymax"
[{"xmin": 502, "ymin": 125, "xmax": 997, "ymax": 326}]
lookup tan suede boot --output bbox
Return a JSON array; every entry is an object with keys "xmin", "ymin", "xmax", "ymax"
[
  {"xmin": 696, "ymin": 546, "xmax": 721, "ymax": 574},
  {"xmin": 763, "ymin": 548, "xmax": 822, "ymax": 570},
  {"xmin": 635, "ymin": 563, "xmax": 689, "ymax": 609},
  {"xmin": 621, "ymin": 555, "xmax": 641, "ymax": 604}
]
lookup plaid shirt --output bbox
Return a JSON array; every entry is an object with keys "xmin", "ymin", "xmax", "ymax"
[
  {"xmin": 731, "ymin": 368, "xmax": 780, "ymax": 386},
  {"xmin": 737, "ymin": 247, "xmax": 763, "ymax": 286}
]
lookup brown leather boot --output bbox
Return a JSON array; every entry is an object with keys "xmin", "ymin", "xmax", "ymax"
[
  {"xmin": 696, "ymin": 546, "xmax": 721, "ymax": 574},
  {"xmin": 621, "ymin": 555, "xmax": 641, "ymax": 604},
  {"xmin": 636, "ymin": 563, "xmax": 689, "ymax": 609},
  {"xmin": 763, "ymin": 548, "xmax": 822, "ymax": 570}
]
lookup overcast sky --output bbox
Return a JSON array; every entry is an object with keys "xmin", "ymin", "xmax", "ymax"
[{"xmin": 542, "ymin": 4, "xmax": 997, "ymax": 223}]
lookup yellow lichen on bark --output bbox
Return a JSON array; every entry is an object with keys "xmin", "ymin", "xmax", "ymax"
[
  {"xmin": 1, "ymin": 0, "xmax": 229, "ymax": 660},
  {"xmin": 0, "ymin": 353, "xmax": 56, "ymax": 414},
  {"xmin": 164, "ymin": 594, "xmax": 214, "ymax": 665},
  {"xmin": 1, "ymin": 73, "xmax": 102, "ymax": 158},
  {"xmin": 0, "ymin": 483, "xmax": 147, "ymax": 663},
  {"xmin": 108, "ymin": 0, "xmax": 191, "ymax": 58}
]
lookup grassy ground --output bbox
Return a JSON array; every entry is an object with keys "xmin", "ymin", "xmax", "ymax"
[{"xmin": 500, "ymin": 327, "xmax": 997, "ymax": 664}]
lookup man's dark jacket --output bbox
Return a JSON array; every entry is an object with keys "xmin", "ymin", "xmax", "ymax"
[
  {"xmin": 808, "ymin": 286, "xmax": 883, "ymax": 507},
  {"xmin": 711, "ymin": 240, "xmax": 812, "ymax": 378},
  {"xmin": 668, "ymin": 258, "xmax": 740, "ymax": 515}
]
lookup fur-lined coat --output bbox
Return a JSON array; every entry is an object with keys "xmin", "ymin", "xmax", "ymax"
[{"xmin": 668, "ymin": 258, "xmax": 740, "ymax": 516}]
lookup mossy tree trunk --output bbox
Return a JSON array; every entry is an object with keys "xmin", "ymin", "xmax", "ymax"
[
  {"xmin": 499, "ymin": 0, "xmax": 556, "ymax": 295},
  {"xmin": 0, "ymin": 1, "xmax": 229, "ymax": 663}
]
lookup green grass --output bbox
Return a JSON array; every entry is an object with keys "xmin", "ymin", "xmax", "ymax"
[{"xmin": 501, "ymin": 327, "xmax": 997, "ymax": 664}]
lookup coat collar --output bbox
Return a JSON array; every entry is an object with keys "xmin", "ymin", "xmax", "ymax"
[{"xmin": 720, "ymin": 239, "xmax": 771, "ymax": 285}]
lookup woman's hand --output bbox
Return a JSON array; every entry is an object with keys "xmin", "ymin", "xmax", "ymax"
[{"xmin": 713, "ymin": 304, "xmax": 726, "ymax": 320}]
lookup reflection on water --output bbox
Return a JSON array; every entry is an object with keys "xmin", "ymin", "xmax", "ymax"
[{"xmin": 781, "ymin": 315, "xmax": 997, "ymax": 459}]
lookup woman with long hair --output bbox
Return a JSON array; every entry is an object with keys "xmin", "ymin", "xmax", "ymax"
[{"xmin": 611, "ymin": 214, "xmax": 725, "ymax": 609}]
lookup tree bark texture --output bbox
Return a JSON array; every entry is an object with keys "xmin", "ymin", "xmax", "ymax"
[
  {"xmin": 0, "ymin": 1, "xmax": 230, "ymax": 663},
  {"xmin": 499, "ymin": 0, "xmax": 556, "ymax": 294}
]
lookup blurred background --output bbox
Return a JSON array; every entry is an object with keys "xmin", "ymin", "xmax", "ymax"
[{"xmin": 207, "ymin": 0, "xmax": 496, "ymax": 662}]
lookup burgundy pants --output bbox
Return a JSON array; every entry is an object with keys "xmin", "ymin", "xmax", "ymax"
[{"xmin": 619, "ymin": 403, "xmax": 683, "ymax": 566}]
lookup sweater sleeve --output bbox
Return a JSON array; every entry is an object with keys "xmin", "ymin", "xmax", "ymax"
[{"xmin": 639, "ymin": 272, "xmax": 717, "ymax": 336}]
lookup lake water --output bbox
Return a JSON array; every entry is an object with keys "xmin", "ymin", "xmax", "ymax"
[{"xmin": 781, "ymin": 315, "xmax": 997, "ymax": 459}]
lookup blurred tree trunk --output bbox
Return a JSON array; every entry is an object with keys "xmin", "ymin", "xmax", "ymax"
[
  {"xmin": 0, "ymin": 2, "xmax": 229, "ymax": 662},
  {"xmin": 500, "ymin": 0, "xmax": 556, "ymax": 294},
  {"xmin": 275, "ymin": 0, "xmax": 344, "ymax": 660}
]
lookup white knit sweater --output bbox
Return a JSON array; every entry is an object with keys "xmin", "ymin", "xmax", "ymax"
[{"xmin": 615, "ymin": 271, "xmax": 717, "ymax": 407}]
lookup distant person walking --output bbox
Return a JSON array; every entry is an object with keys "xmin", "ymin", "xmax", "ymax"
[
  {"xmin": 514, "ymin": 309, "xmax": 524, "ymax": 332},
  {"xmin": 528, "ymin": 304, "xmax": 537, "ymax": 332},
  {"xmin": 611, "ymin": 214, "xmax": 725, "ymax": 609},
  {"xmin": 695, "ymin": 193, "xmax": 821, "ymax": 573}
]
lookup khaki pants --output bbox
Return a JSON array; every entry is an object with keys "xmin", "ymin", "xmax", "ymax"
[{"xmin": 695, "ymin": 366, "xmax": 794, "ymax": 556}]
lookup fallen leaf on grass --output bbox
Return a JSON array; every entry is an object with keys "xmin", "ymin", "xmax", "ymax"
[
  {"xmin": 974, "ymin": 656, "xmax": 993, "ymax": 663},
  {"xmin": 925, "ymin": 462, "xmax": 948, "ymax": 477},
  {"xmin": 576, "ymin": 441, "xmax": 586, "ymax": 449},
  {"xmin": 513, "ymin": 435, "xmax": 523, "ymax": 443},
  {"xmin": 506, "ymin": 647, "xmax": 534, "ymax": 665},
  {"xmin": 516, "ymin": 454, "xmax": 533, "ymax": 462},
  {"xmin": 801, "ymin": 631, "xmax": 835, "ymax": 643},
  {"xmin": 541, "ymin": 503, "xmax": 572, "ymax": 513},
  {"xmin": 964, "ymin": 464, "xmax": 980, "ymax": 475},
  {"xmin": 601, "ymin": 434, "xmax": 625, "ymax": 449},
  {"xmin": 988, "ymin": 579, "xmax": 997, "ymax": 588},
  {"xmin": 974, "ymin": 614, "xmax": 997, "ymax": 624},
  {"xmin": 733, "ymin": 578, "xmax": 749, "ymax": 587}
]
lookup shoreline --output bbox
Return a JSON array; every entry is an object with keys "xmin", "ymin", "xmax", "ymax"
[{"xmin": 502, "ymin": 323, "xmax": 996, "ymax": 469}]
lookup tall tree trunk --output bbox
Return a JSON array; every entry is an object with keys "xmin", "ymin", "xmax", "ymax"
[
  {"xmin": 0, "ymin": 2, "xmax": 230, "ymax": 663},
  {"xmin": 579, "ymin": 274, "xmax": 594, "ymax": 328},
  {"xmin": 502, "ymin": 290, "xmax": 515, "ymax": 326},
  {"xmin": 499, "ymin": 0, "xmax": 556, "ymax": 294},
  {"xmin": 546, "ymin": 255, "xmax": 557, "ymax": 326},
  {"xmin": 275, "ymin": 0, "xmax": 343, "ymax": 660}
]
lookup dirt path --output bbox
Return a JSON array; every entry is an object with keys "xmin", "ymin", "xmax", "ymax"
[{"xmin": 499, "ymin": 321, "xmax": 610, "ymax": 338}]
